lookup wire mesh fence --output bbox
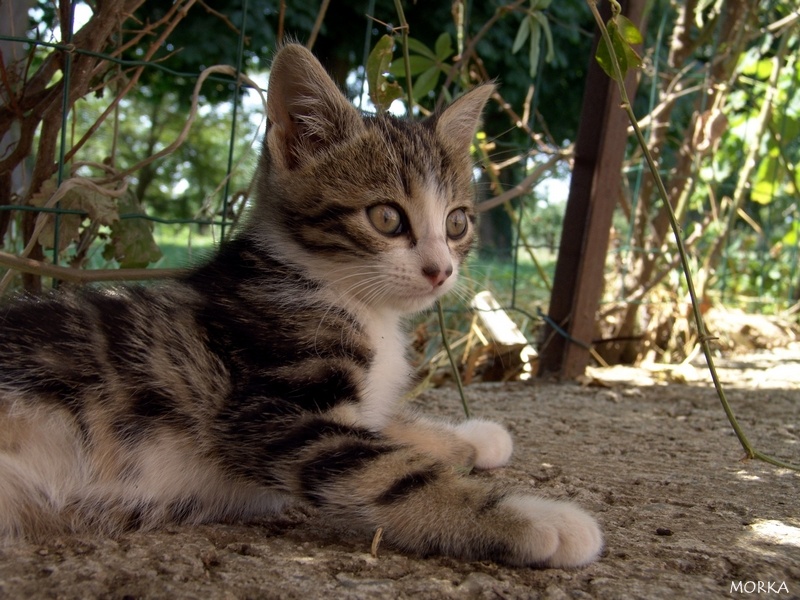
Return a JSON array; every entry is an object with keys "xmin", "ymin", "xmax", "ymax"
[{"xmin": 1, "ymin": 1, "xmax": 261, "ymax": 292}]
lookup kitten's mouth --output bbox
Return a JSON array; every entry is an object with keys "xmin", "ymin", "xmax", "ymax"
[{"xmin": 388, "ymin": 282, "xmax": 451, "ymax": 311}]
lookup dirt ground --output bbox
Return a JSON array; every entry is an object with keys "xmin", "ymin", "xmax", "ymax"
[{"xmin": 1, "ymin": 346, "xmax": 798, "ymax": 599}]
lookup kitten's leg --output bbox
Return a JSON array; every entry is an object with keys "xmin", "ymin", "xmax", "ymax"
[
  {"xmin": 452, "ymin": 418, "xmax": 514, "ymax": 469},
  {"xmin": 0, "ymin": 461, "xmax": 52, "ymax": 539},
  {"xmin": 296, "ymin": 439, "xmax": 603, "ymax": 568},
  {"xmin": 214, "ymin": 407, "xmax": 602, "ymax": 567},
  {"xmin": 382, "ymin": 413, "xmax": 514, "ymax": 470},
  {"xmin": 381, "ymin": 416, "xmax": 477, "ymax": 469},
  {"xmin": 0, "ymin": 403, "xmax": 86, "ymax": 540}
]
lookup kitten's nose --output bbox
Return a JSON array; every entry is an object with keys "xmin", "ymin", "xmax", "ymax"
[{"xmin": 422, "ymin": 264, "xmax": 453, "ymax": 287}]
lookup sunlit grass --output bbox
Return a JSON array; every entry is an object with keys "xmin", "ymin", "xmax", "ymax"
[{"xmin": 151, "ymin": 225, "xmax": 217, "ymax": 269}]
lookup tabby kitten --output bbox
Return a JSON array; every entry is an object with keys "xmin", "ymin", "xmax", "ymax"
[{"xmin": 0, "ymin": 44, "xmax": 602, "ymax": 568}]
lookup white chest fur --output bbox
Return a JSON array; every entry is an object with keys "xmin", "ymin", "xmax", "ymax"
[{"xmin": 357, "ymin": 310, "xmax": 411, "ymax": 430}]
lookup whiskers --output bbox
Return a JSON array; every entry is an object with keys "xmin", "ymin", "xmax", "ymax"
[
  {"xmin": 305, "ymin": 260, "xmax": 483, "ymax": 358},
  {"xmin": 309, "ymin": 263, "xmax": 394, "ymax": 355},
  {"xmin": 322, "ymin": 263, "xmax": 395, "ymax": 308},
  {"xmin": 442, "ymin": 268, "xmax": 489, "ymax": 310}
]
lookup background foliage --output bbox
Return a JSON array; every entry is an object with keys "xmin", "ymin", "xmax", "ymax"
[{"xmin": 1, "ymin": 0, "xmax": 798, "ymax": 372}]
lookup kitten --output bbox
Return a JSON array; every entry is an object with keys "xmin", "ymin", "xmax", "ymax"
[{"xmin": 0, "ymin": 44, "xmax": 602, "ymax": 568}]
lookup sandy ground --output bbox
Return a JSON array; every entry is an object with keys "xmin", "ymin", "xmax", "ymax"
[{"xmin": 1, "ymin": 347, "xmax": 798, "ymax": 599}]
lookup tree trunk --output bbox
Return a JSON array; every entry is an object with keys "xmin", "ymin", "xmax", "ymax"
[{"xmin": 0, "ymin": 0, "xmax": 38, "ymax": 245}]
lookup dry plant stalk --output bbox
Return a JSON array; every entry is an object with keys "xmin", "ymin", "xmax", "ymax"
[{"xmin": 370, "ymin": 527, "xmax": 384, "ymax": 558}]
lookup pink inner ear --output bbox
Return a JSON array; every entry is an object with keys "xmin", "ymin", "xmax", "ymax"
[
  {"xmin": 279, "ymin": 129, "xmax": 303, "ymax": 171},
  {"xmin": 269, "ymin": 110, "xmax": 338, "ymax": 171},
  {"xmin": 435, "ymin": 85, "xmax": 494, "ymax": 155},
  {"xmin": 279, "ymin": 111, "xmax": 308, "ymax": 170}
]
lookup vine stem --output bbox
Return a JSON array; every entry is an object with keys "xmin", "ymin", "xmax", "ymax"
[
  {"xmin": 586, "ymin": 0, "xmax": 798, "ymax": 472},
  {"xmin": 438, "ymin": 300, "xmax": 471, "ymax": 419},
  {"xmin": 392, "ymin": 0, "xmax": 414, "ymax": 110}
]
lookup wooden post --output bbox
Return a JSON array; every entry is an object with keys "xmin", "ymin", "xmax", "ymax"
[{"xmin": 538, "ymin": 0, "xmax": 645, "ymax": 379}]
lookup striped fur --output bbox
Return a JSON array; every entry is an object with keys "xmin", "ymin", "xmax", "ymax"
[{"xmin": 0, "ymin": 44, "xmax": 602, "ymax": 567}]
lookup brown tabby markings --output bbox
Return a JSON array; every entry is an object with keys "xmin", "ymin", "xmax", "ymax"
[{"xmin": 0, "ymin": 44, "xmax": 602, "ymax": 568}]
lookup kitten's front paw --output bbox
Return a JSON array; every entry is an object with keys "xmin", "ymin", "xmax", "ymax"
[
  {"xmin": 504, "ymin": 495, "xmax": 603, "ymax": 568},
  {"xmin": 454, "ymin": 419, "xmax": 513, "ymax": 470}
]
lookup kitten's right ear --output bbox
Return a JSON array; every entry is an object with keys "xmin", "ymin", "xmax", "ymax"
[
  {"xmin": 266, "ymin": 44, "xmax": 364, "ymax": 169},
  {"xmin": 435, "ymin": 84, "xmax": 495, "ymax": 157}
]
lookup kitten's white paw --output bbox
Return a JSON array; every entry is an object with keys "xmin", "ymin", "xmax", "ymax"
[
  {"xmin": 454, "ymin": 419, "xmax": 513, "ymax": 470},
  {"xmin": 503, "ymin": 495, "xmax": 603, "ymax": 568}
]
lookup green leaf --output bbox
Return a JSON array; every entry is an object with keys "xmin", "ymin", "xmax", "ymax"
[
  {"xmin": 595, "ymin": 34, "xmax": 617, "ymax": 80},
  {"xmin": 388, "ymin": 55, "xmax": 435, "ymax": 78},
  {"xmin": 399, "ymin": 37, "xmax": 437, "ymax": 60},
  {"xmin": 595, "ymin": 17, "xmax": 642, "ymax": 82},
  {"xmin": 742, "ymin": 57, "xmax": 775, "ymax": 81},
  {"xmin": 528, "ymin": 16, "xmax": 542, "ymax": 78},
  {"xmin": 366, "ymin": 35, "xmax": 393, "ymax": 84},
  {"xmin": 782, "ymin": 222, "xmax": 799, "ymax": 246},
  {"xmin": 754, "ymin": 58, "xmax": 773, "ymax": 80},
  {"xmin": 751, "ymin": 180, "xmax": 777, "ymax": 205},
  {"xmin": 512, "ymin": 13, "xmax": 531, "ymax": 54},
  {"xmin": 751, "ymin": 151, "xmax": 781, "ymax": 205},
  {"xmin": 616, "ymin": 14, "xmax": 643, "ymax": 45},
  {"xmin": 413, "ymin": 66, "xmax": 440, "ymax": 101},
  {"xmin": 367, "ymin": 35, "xmax": 403, "ymax": 112},
  {"xmin": 434, "ymin": 32, "xmax": 453, "ymax": 61},
  {"xmin": 773, "ymin": 114, "xmax": 800, "ymax": 144},
  {"xmin": 103, "ymin": 190, "xmax": 161, "ymax": 268},
  {"xmin": 531, "ymin": 11, "xmax": 555, "ymax": 63}
]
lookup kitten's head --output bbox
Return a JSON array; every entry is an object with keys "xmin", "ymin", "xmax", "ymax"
[{"xmin": 251, "ymin": 44, "xmax": 493, "ymax": 314}]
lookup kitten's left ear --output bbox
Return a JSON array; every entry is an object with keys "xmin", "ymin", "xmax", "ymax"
[
  {"xmin": 435, "ymin": 84, "xmax": 495, "ymax": 156},
  {"xmin": 266, "ymin": 44, "xmax": 364, "ymax": 169}
]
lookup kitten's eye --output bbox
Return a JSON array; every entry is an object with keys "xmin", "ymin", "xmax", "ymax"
[
  {"xmin": 368, "ymin": 204, "xmax": 405, "ymax": 236},
  {"xmin": 446, "ymin": 208, "xmax": 469, "ymax": 239}
]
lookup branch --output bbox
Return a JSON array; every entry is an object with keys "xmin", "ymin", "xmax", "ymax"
[
  {"xmin": 307, "ymin": 0, "xmax": 331, "ymax": 51},
  {"xmin": 98, "ymin": 66, "xmax": 265, "ymax": 185},
  {"xmin": 435, "ymin": 0, "xmax": 527, "ymax": 112},
  {"xmin": 0, "ymin": 250, "xmax": 183, "ymax": 283},
  {"xmin": 476, "ymin": 151, "xmax": 567, "ymax": 213},
  {"xmin": 65, "ymin": 0, "xmax": 200, "ymax": 165}
]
